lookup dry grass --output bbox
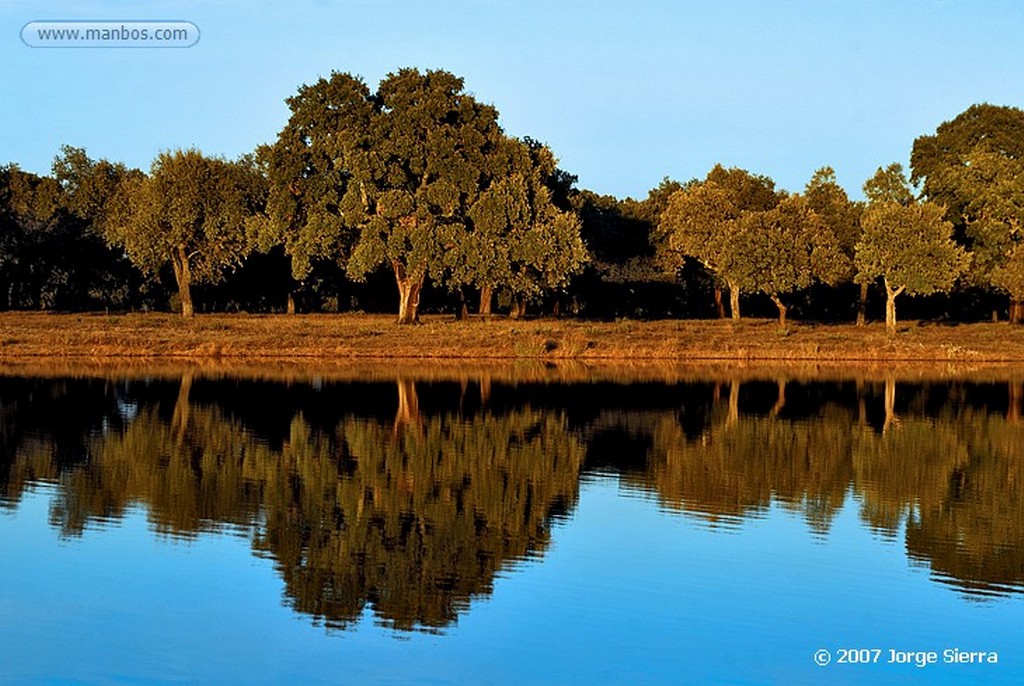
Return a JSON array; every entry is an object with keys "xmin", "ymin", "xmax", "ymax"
[{"xmin": 3, "ymin": 312, "xmax": 1024, "ymax": 365}]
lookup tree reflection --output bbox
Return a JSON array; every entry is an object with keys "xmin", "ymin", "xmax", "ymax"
[
  {"xmin": 639, "ymin": 407, "xmax": 855, "ymax": 533},
  {"xmin": 2, "ymin": 371, "xmax": 1024, "ymax": 620},
  {"xmin": 4, "ymin": 374, "xmax": 584, "ymax": 630}
]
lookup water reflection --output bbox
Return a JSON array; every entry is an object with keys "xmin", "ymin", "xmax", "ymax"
[{"xmin": 1, "ymin": 371, "xmax": 1023, "ymax": 631}]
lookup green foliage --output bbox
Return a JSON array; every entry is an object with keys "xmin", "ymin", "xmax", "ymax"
[
  {"xmin": 455, "ymin": 137, "xmax": 587, "ymax": 303},
  {"xmin": 656, "ymin": 180, "xmax": 736, "ymax": 275},
  {"xmin": 656, "ymin": 165, "xmax": 780, "ymax": 274},
  {"xmin": 0, "ymin": 165, "xmax": 60, "ymax": 307},
  {"xmin": 106, "ymin": 149, "xmax": 265, "ymax": 315},
  {"xmin": 911, "ymin": 103, "xmax": 1024, "ymax": 220},
  {"xmin": 705, "ymin": 163, "xmax": 779, "ymax": 211},
  {"xmin": 856, "ymin": 201, "xmax": 970, "ymax": 296},
  {"xmin": 733, "ymin": 194, "xmax": 848, "ymax": 301},
  {"xmin": 991, "ymin": 244, "xmax": 1024, "ymax": 302},
  {"xmin": 255, "ymin": 72, "xmax": 374, "ymax": 279},
  {"xmin": 52, "ymin": 145, "xmax": 138, "ymax": 225},
  {"xmin": 911, "ymin": 105, "xmax": 1024, "ymax": 311},
  {"xmin": 342, "ymin": 69, "xmax": 504, "ymax": 287},
  {"xmin": 949, "ymin": 151, "xmax": 1023, "ymax": 290},
  {"xmin": 804, "ymin": 166, "xmax": 862, "ymax": 257},
  {"xmin": 863, "ymin": 163, "xmax": 915, "ymax": 206}
]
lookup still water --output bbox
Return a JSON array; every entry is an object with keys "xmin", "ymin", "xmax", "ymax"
[{"xmin": 1, "ymin": 368, "xmax": 1023, "ymax": 684}]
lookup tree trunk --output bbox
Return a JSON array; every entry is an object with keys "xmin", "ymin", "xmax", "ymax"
[
  {"xmin": 479, "ymin": 285, "xmax": 493, "ymax": 315},
  {"xmin": 714, "ymin": 286, "xmax": 725, "ymax": 319},
  {"xmin": 171, "ymin": 372, "xmax": 193, "ymax": 441},
  {"xmin": 170, "ymin": 245, "xmax": 194, "ymax": 318},
  {"xmin": 884, "ymin": 279, "xmax": 903, "ymax": 334},
  {"xmin": 393, "ymin": 261, "xmax": 424, "ymax": 325},
  {"xmin": 770, "ymin": 378, "xmax": 786, "ymax": 418},
  {"xmin": 509, "ymin": 297, "xmax": 526, "ymax": 319},
  {"xmin": 727, "ymin": 379, "xmax": 740, "ymax": 427},
  {"xmin": 1011, "ymin": 298, "xmax": 1023, "ymax": 325},
  {"xmin": 1009, "ymin": 381, "xmax": 1022, "ymax": 423},
  {"xmin": 393, "ymin": 378, "xmax": 421, "ymax": 435},
  {"xmin": 856, "ymin": 281, "xmax": 868, "ymax": 326},
  {"xmin": 769, "ymin": 294, "xmax": 787, "ymax": 328},
  {"xmin": 286, "ymin": 292, "xmax": 296, "ymax": 315},
  {"xmin": 728, "ymin": 281, "xmax": 741, "ymax": 320},
  {"xmin": 883, "ymin": 376, "xmax": 897, "ymax": 433}
]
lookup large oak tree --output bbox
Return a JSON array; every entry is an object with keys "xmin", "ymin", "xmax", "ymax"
[{"xmin": 262, "ymin": 69, "xmax": 508, "ymax": 324}]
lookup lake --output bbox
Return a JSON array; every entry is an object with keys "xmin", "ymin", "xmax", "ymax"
[{"xmin": 1, "ymin": 365, "xmax": 1022, "ymax": 685}]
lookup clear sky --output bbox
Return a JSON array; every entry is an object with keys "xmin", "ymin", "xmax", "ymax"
[{"xmin": 3, "ymin": 0, "xmax": 1022, "ymax": 200}]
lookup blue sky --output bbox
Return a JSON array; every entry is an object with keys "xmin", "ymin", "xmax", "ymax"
[{"xmin": 3, "ymin": 0, "xmax": 1022, "ymax": 200}]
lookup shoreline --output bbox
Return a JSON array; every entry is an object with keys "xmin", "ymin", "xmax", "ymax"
[{"xmin": 3, "ymin": 312, "xmax": 1024, "ymax": 366}]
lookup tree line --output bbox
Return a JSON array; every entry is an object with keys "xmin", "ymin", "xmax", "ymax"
[{"xmin": 2, "ymin": 68, "xmax": 1022, "ymax": 328}]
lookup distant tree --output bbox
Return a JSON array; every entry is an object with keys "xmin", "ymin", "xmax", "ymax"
[
  {"xmin": 863, "ymin": 162, "xmax": 916, "ymax": 206},
  {"xmin": 804, "ymin": 166, "xmax": 864, "ymax": 323},
  {"xmin": 656, "ymin": 165, "xmax": 779, "ymax": 319},
  {"xmin": 51, "ymin": 146, "xmax": 146, "ymax": 310},
  {"xmin": 456, "ymin": 137, "xmax": 587, "ymax": 316},
  {"xmin": 913, "ymin": 105, "xmax": 1024, "ymax": 325},
  {"xmin": 706, "ymin": 164, "xmax": 779, "ymax": 212},
  {"xmin": 106, "ymin": 149, "xmax": 265, "ymax": 317},
  {"xmin": 622, "ymin": 177, "xmax": 685, "ymax": 227},
  {"xmin": 656, "ymin": 181, "xmax": 737, "ymax": 316},
  {"xmin": 0, "ymin": 165, "xmax": 59, "ymax": 308},
  {"xmin": 0, "ymin": 163, "xmax": 122, "ymax": 310},
  {"xmin": 734, "ymin": 194, "xmax": 848, "ymax": 327},
  {"xmin": 855, "ymin": 166, "xmax": 970, "ymax": 333},
  {"xmin": 911, "ymin": 104, "xmax": 1024, "ymax": 322}
]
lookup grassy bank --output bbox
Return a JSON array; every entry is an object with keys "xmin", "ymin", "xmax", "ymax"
[{"xmin": 3, "ymin": 312, "xmax": 1024, "ymax": 364}]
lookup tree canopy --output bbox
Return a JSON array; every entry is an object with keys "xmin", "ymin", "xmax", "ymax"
[
  {"xmin": 856, "ymin": 166, "xmax": 970, "ymax": 332},
  {"xmin": 457, "ymin": 137, "xmax": 587, "ymax": 315},
  {"xmin": 262, "ymin": 68, "xmax": 512, "ymax": 323},
  {"xmin": 911, "ymin": 105, "xmax": 1024, "ymax": 322},
  {"xmin": 733, "ymin": 194, "xmax": 848, "ymax": 326},
  {"xmin": 656, "ymin": 165, "xmax": 780, "ymax": 319},
  {"xmin": 105, "ymin": 149, "xmax": 265, "ymax": 317}
]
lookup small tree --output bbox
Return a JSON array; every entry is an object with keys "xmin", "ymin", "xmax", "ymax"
[
  {"xmin": 106, "ymin": 149, "xmax": 265, "ymax": 317},
  {"xmin": 457, "ymin": 137, "xmax": 587, "ymax": 316},
  {"xmin": 656, "ymin": 165, "xmax": 778, "ymax": 319},
  {"xmin": 734, "ymin": 195, "xmax": 848, "ymax": 327},
  {"xmin": 856, "ymin": 199, "xmax": 970, "ymax": 333},
  {"xmin": 805, "ymin": 166, "xmax": 865, "ymax": 323}
]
